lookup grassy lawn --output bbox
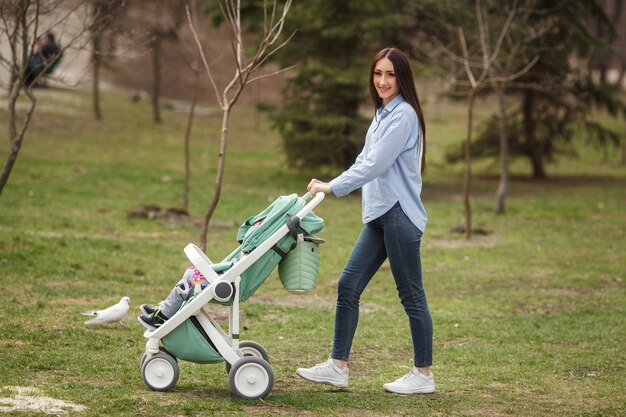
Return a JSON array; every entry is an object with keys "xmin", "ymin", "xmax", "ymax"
[{"xmin": 0, "ymin": 86, "xmax": 624, "ymax": 417}]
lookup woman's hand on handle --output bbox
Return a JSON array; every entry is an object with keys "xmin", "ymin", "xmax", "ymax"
[{"xmin": 307, "ymin": 179, "xmax": 332, "ymax": 196}]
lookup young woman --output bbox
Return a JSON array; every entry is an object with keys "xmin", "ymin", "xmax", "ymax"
[{"xmin": 297, "ymin": 47, "xmax": 434, "ymax": 394}]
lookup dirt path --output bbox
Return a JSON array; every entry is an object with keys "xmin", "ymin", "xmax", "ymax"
[{"xmin": 0, "ymin": 386, "xmax": 86, "ymax": 415}]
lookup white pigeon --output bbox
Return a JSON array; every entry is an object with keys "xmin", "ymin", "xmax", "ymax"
[{"xmin": 81, "ymin": 296, "xmax": 130, "ymax": 325}]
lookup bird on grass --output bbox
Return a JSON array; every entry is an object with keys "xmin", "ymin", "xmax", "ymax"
[{"xmin": 81, "ymin": 296, "xmax": 130, "ymax": 325}]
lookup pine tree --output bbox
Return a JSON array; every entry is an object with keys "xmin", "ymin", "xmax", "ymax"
[{"xmin": 273, "ymin": 0, "xmax": 410, "ymax": 170}]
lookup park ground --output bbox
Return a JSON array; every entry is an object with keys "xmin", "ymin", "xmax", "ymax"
[{"xmin": 0, "ymin": 85, "xmax": 624, "ymax": 416}]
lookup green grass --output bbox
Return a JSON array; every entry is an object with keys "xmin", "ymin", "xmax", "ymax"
[{"xmin": 0, "ymin": 86, "xmax": 624, "ymax": 417}]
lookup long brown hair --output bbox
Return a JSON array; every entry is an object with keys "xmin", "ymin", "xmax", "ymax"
[{"xmin": 369, "ymin": 47, "xmax": 426, "ymax": 172}]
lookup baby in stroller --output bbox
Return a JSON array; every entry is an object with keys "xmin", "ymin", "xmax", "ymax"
[{"xmin": 138, "ymin": 266, "xmax": 211, "ymax": 330}]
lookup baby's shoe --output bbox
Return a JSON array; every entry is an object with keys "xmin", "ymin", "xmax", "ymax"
[
  {"xmin": 140, "ymin": 304, "xmax": 157, "ymax": 315},
  {"xmin": 137, "ymin": 308, "xmax": 168, "ymax": 331}
]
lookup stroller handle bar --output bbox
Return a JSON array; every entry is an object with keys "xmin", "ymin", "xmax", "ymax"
[
  {"xmin": 303, "ymin": 191, "xmax": 325, "ymax": 203},
  {"xmin": 183, "ymin": 191, "xmax": 325, "ymax": 285},
  {"xmin": 216, "ymin": 190, "xmax": 325, "ymax": 279}
]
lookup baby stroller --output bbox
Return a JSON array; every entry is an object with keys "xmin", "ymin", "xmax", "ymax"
[{"xmin": 140, "ymin": 192, "xmax": 325, "ymax": 399}]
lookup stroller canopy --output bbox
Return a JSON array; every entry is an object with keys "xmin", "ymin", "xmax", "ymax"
[{"xmin": 220, "ymin": 194, "xmax": 324, "ymax": 302}]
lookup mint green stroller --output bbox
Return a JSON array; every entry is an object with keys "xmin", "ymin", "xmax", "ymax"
[{"xmin": 140, "ymin": 192, "xmax": 325, "ymax": 399}]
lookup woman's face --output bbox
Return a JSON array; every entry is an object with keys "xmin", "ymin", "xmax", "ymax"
[{"xmin": 373, "ymin": 57, "xmax": 399, "ymax": 105}]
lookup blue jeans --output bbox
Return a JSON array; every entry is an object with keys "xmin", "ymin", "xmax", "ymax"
[{"xmin": 331, "ymin": 202, "xmax": 433, "ymax": 367}]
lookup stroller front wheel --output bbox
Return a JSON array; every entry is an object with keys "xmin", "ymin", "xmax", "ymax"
[
  {"xmin": 228, "ymin": 357, "xmax": 274, "ymax": 400},
  {"xmin": 142, "ymin": 352, "xmax": 180, "ymax": 391},
  {"xmin": 140, "ymin": 347, "xmax": 177, "ymax": 369}
]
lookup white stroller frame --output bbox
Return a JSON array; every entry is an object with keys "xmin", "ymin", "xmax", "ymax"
[{"xmin": 140, "ymin": 192, "xmax": 325, "ymax": 399}]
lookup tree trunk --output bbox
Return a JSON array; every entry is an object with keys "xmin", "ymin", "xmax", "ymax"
[
  {"xmin": 0, "ymin": 84, "xmax": 37, "ymax": 199},
  {"xmin": 611, "ymin": 0, "xmax": 624, "ymax": 89},
  {"xmin": 183, "ymin": 70, "xmax": 199, "ymax": 212},
  {"xmin": 92, "ymin": 29, "xmax": 102, "ymax": 120},
  {"xmin": 199, "ymin": 106, "xmax": 231, "ymax": 251},
  {"xmin": 522, "ymin": 90, "xmax": 546, "ymax": 178},
  {"xmin": 495, "ymin": 84, "xmax": 509, "ymax": 214},
  {"xmin": 0, "ymin": 142, "xmax": 22, "ymax": 199},
  {"xmin": 151, "ymin": 34, "xmax": 162, "ymax": 124},
  {"xmin": 463, "ymin": 90, "xmax": 476, "ymax": 239},
  {"xmin": 596, "ymin": 13, "xmax": 608, "ymax": 86},
  {"xmin": 0, "ymin": 100, "xmax": 22, "ymax": 197}
]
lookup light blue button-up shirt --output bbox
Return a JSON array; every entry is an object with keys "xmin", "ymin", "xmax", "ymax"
[{"xmin": 329, "ymin": 95, "xmax": 427, "ymax": 232}]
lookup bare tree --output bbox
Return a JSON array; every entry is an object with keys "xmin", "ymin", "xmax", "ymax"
[
  {"xmin": 150, "ymin": 15, "xmax": 163, "ymax": 123},
  {"xmin": 182, "ymin": 65, "xmax": 199, "ymax": 212},
  {"xmin": 110, "ymin": 0, "xmax": 186, "ymax": 123},
  {"xmin": 0, "ymin": 0, "xmax": 103, "ymax": 199},
  {"xmin": 490, "ymin": 5, "xmax": 547, "ymax": 214},
  {"xmin": 595, "ymin": 0, "xmax": 623, "ymax": 87},
  {"xmin": 175, "ymin": 1, "xmax": 205, "ymax": 214},
  {"xmin": 89, "ymin": 0, "xmax": 123, "ymax": 120},
  {"xmin": 171, "ymin": 1, "xmax": 212, "ymax": 213},
  {"xmin": 148, "ymin": 0, "xmax": 186, "ymax": 123},
  {"xmin": 173, "ymin": 37, "xmax": 201, "ymax": 214},
  {"xmin": 91, "ymin": 3, "xmax": 103, "ymax": 120},
  {"xmin": 451, "ymin": 0, "xmax": 537, "ymax": 237},
  {"xmin": 493, "ymin": 82, "xmax": 509, "ymax": 214},
  {"xmin": 188, "ymin": 0, "xmax": 294, "ymax": 251}
]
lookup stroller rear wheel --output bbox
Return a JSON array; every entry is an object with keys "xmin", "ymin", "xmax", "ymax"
[
  {"xmin": 228, "ymin": 357, "xmax": 274, "ymax": 400},
  {"xmin": 239, "ymin": 340, "xmax": 269, "ymax": 361},
  {"xmin": 142, "ymin": 351, "xmax": 180, "ymax": 391},
  {"xmin": 225, "ymin": 340, "xmax": 269, "ymax": 373}
]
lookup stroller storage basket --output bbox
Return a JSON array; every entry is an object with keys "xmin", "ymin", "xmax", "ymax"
[
  {"xmin": 162, "ymin": 314, "xmax": 223, "ymax": 364},
  {"xmin": 279, "ymin": 239, "xmax": 321, "ymax": 293}
]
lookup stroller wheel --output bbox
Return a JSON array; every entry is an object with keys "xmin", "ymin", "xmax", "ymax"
[
  {"xmin": 228, "ymin": 357, "xmax": 274, "ymax": 400},
  {"xmin": 239, "ymin": 341, "xmax": 269, "ymax": 361},
  {"xmin": 140, "ymin": 348, "xmax": 177, "ymax": 369},
  {"xmin": 139, "ymin": 352, "xmax": 147, "ymax": 368},
  {"xmin": 142, "ymin": 352, "xmax": 179, "ymax": 392},
  {"xmin": 225, "ymin": 341, "xmax": 270, "ymax": 373}
]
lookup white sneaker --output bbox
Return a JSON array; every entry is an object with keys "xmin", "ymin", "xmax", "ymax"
[
  {"xmin": 296, "ymin": 358, "xmax": 349, "ymax": 388},
  {"xmin": 383, "ymin": 367, "xmax": 435, "ymax": 394}
]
